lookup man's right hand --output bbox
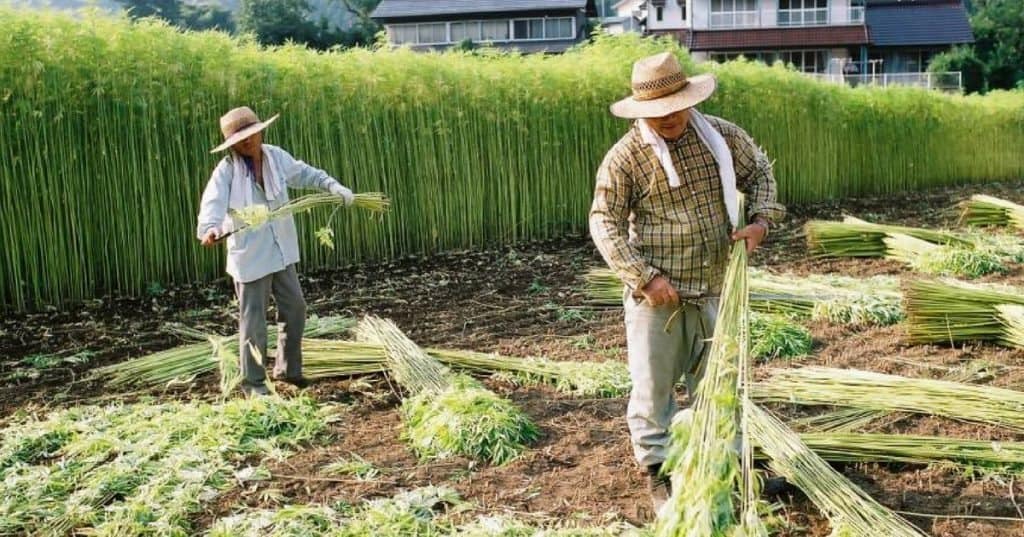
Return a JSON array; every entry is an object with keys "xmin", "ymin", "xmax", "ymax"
[
  {"xmin": 640, "ymin": 275, "xmax": 679, "ymax": 307},
  {"xmin": 200, "ymin": 229, "xmax": 220, "ymax": 247}
]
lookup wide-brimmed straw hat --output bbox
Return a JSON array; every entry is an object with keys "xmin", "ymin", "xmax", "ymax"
[
  {"xmin": 210, "ymin": 106, "xmax": 280, "ymax": 153},
  {"xmin": 610, "ymin": 52, "xmax": 716, "ymax": 119}
]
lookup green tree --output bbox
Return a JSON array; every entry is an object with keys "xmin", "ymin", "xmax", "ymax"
[
  {"xmin": 238, "ymin": 0, "xmax": 312, "ymax": 45},
  {"xmin": 118, "ymin": 0, "xmax": 182, "ymax": 22},
  {"xmin": 933, "ymin": 0, "xmax": 1024, "ymax": 92},
  {"xmin": 929, "ymin": 45, "xmax": 986, "ymax": 93},
  {"xmin": 970, "ymin": 0, "xmax": 1024, "ymax": 90}
]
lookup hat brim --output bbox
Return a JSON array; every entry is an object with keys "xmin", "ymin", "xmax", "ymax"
[
  {"xmin": 609, "ymin": 74, "xmax": 717, "ymax": 119},
  {"xmin": 210, "ymin": 114, "xmax": 280, "ymax": 153}
]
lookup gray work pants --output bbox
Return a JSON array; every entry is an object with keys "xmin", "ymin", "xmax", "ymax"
[
  {"xmin": 623, "ymin": 289, "xmax": 718, "ymax": 467},
  {"xmin": 234, "ymin": 264, "xmax": 306, "ymax": 387}
]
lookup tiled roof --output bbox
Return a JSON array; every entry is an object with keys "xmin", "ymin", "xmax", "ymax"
[
  {"xmin": 866, "ymin": 1, "xmax": 974, "ymax": 46},
  {"xmin": 689, "ymin": 25, "xmax": 869, "ymax": 51},
  {"xmin": 372, "ymin": 0, "xmax": 591, "ymax": 19}
]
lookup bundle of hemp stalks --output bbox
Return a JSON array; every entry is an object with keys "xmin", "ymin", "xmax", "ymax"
[
  {"xmin": 746, "ymin": 401, "xmax": 927, "ymax": 537},
  {"xmin": 807, "ymin": 217, "xmax": 1005, "ymax": 279},
  {"xmin": 796, "ymin": 432, "xmax": 1024, "ymax": 475},
  {"xmin": 232, "ymin": 192, "xmax": 390, "ymax": 230},
  {"xmin": 303, "ymin": 340, "xmax": 632, "ymax": 398},
  {"xmin": 656, "ymin": 239, "xmax": 766, "ymax": 537},
  {"xmin": 805, "ymin": 216, "xmax": 969, "ymax": 258},
  {"xmin": 753, "ymin": 366, "xmax": 1024, "ymax": 433},
  {"xmin": 904, "ymin": 278, "xmax": 1024, "ymax": 346},
  {"xmin": 583, "ymin": 267, "xmax": 903, "ymax": 327},
  {"xmin": 355, "ymin": 316, "xmax": 537, "ymax": 465},
  {"xmin": 88, "ymin": 316, "xmax": 355, "ymax": 388},
  {"xmin": 960, "ymin": 194, "xmax": 1024, "ymax": 231}
]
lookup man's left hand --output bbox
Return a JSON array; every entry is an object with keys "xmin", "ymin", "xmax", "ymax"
[{"xmin": 731, "ymin": 221, "xmax": 768, "ymax": 254}]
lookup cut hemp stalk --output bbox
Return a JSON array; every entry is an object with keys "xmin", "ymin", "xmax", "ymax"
[
  {"xmin": 355, "ymin": 316, "xmax": 537, "ymax": 465},
  {"xmin": 904, "ymin": 278, "xmax": 1024, "ymax": 346},
  {"xmin": 960, "ymin": 195, "xmax": 1024, "ymax": 231}
]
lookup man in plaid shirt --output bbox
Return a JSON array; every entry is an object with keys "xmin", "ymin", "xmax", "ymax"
[{"xmin": 589, "ymin": 52, "xmax": 785, "ymax": 512}]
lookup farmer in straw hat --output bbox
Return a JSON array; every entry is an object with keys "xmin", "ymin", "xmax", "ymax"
[
  {"xmin": 589, "ymin": 53, "xmax": 786, "ymax": 511},
  {"xmin": 196, "ymin": 106, "xmax": 357, "ymax": 397}
]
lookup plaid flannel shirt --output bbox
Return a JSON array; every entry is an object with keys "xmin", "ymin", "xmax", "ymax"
[{"xmin": 589, "ymin": 114, "xmax": 786, "ymax": 296}]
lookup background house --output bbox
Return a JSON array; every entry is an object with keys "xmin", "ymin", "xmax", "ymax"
[
  {"xmin": 632, "ymin": 0, "xmax": 973, "ymax": 89},
  {"xmin": 371, "ymin": 0, "xmax": 598, "ymax": 53}
]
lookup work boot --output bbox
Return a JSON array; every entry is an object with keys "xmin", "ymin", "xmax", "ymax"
[{"xmin": 647, "ymin": 463, "xmax": 671, "ymax": 514}]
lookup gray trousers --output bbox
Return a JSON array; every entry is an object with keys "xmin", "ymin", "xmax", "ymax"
[
  {"xmin": 234, "ymin": 264, "xmax": 306, "ymax": 387},
  {"xmin": 623, "ymin": 289, "xmax": 718, "ymax": 467}
]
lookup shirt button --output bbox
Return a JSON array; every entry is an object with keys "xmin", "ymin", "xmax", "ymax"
[{"xmin": 702, "ymin": 261, "xmax": 709, "ymax": 267}]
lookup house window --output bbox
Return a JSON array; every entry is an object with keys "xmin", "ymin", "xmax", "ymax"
[
  {"xmin": 778, "ymin": 0, "xmax": 828, "ymax": 26},
  {"xmin": 481, "ymin": 20, "xmax": 510, "ymax": 41},
  {"xmin": 709, "ymin": 0, "xmax": 759, "ymax": 28},
  {"xmin": 390, "ymin": 24, "xmax": 418, "ymax": 45},
  {"xmin": 711, "ymin": 49, "xmax": 827, "ymax": 73},
  {"xmin": 849, "ymin": 0, "xmax": 865, "ymax": 22},
  {"xmin": 778, "ymin": 49, "xmax": 828, "ymax": 72},
  {"xmin": 656, "ymin": 6, "xmax": 664, "ymax": 20},
  {"xmin": 416, "ymin": 23, "xmax": 446, "ymax": 44},
  {"xmin": 451, "ymin": 21, "xmax": 483, "ymax": 42},
  {"xmin": 512, "ymin": 17, "xmax": 575, "ymax": 40}
]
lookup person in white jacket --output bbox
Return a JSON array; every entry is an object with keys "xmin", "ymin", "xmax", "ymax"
[{"xmin": 196, "ymin": 106, "xmax": 355, "ymax": 396}]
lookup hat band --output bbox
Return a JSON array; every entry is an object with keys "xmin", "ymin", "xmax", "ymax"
[
  {"xmin": 632, "ymin": 71, "xmax": 689, "ymax": 102},
  {"xmin": 223, "ymin": 120, "xmax": 260, "ymax": 140}
]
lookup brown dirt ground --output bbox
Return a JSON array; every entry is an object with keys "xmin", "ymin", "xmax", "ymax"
[{"xmin": 5, "ymin": 181, "xmax": 1024, "ymax": 535}]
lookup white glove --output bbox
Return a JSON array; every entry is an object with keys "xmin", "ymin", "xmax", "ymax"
[{"xmin": 330, "ymin": 183, "xmax": 355, "ymax": 206}]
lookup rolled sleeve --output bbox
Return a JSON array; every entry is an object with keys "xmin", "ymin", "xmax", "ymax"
[
  {"xmin": 725, "ymin": 124, "xmax": 786, "ymax": 225},
  {"xmin": 589, "ymin": 149, "xmax": 656, "ymax": 291},
  {"xmin": 196, "ymin": 159, "xmax": 232, "ymax": 239}
]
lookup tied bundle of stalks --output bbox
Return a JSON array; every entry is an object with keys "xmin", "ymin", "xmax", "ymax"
[
  {"xmin": 960, "ymin": 195, "xmax": 1024, "ymax": 231},
  {"xmin": 746, "ymin": 402, "xmax": 927, "ymax": 537},
  {"xmin": 805, "ymin": 216, "xmax": 969, "ymax": 258},
  {"xmin": 355, "ymin": 316, "xmax": 536, "ymax": 465},
  {"xmin": 904, "ymin": 278, "xmax": 1024, "ymax": 345},
  {"xmin": 233, "ymin": 192, "xmax": 391, "ymax": 230},
  {"xmin": 585, "ymin": 267, "xmax": 903, "ymax": 327},
  {"xmin": 883, "ymin": 233, "xmax": 1005, "ymax": 279},
  {"xmin": 657, "ymin": 240, "xmax": 766, "ymax": 536},
  {"xmin": 798, "ymin": 432, "xmax": 1024, "ymax": 475},
  {"xmin": 304, "ymin": 340, "xmax": 632, "ymax": 398},
  {"xmin": 88, "ymin": 316, "xmax": 354, "ymax": 389},
  {"xmin": 749, "ymin": 269, "xmax": 903, "ymax": 326},
  {"xmin": 753, "ymin": 366, "xmax": 1024, "ymax": 433}
]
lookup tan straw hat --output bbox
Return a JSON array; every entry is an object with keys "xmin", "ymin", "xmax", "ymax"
[
  {"xmin": 210, "ymin": 106, "xmax": 280, "ymax": 153},
  {"xmin": 610, "ymin": 52, "xmax": 716, "ymax": 119}
]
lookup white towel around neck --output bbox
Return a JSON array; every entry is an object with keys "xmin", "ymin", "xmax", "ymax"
[
  {"xmin": 224, "ymin": 146, "xmax": 288, "ymax": 231},
  {"xmin": 638, "ymin": 110, "xmax": 739, "ymax": 228}
]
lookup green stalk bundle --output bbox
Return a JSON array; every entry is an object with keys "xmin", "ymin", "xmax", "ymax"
[
  {"xmin": 997, "ymin": 304, "xmax": 1024, "ymax": 350},
  {"xmin": 883, "ymin": 232, "xmax": 1006, "ymax": 279},
  {"xmin": 657, "ymin": 241, "xmax": 765, "ymax": 537},
  {"xmin": 746, "ymin": 402, "xmax": 926, "ymax": 537},
  {"xmin": 233, "ymin": 192, "xmax": 390, "ymax": 230},
  {"xmin": 748, "ymin": 268, "xmax": 903, "ymax": 326},
  {"xmin": 3, "ymin": 8, "xmax": 1024, "ymax": 312},
  {"xmin": 753, "ymin": 367, "xmax": 1024, "ymax": 433},
  {"xmin": 584, "ymin": 267, "xmax": 903, "ymax": 327},
  {"xmin": 904, "ymin": 278, "xmax": 1024, "ymax": 345},
  {"xmin": 960, "ymin": 195, "xmax": 1024, "ymax": 231},
  {"xmin": 88, "ymin": 316, "xmax": 354, "ymax": 388},
  {"xmin": 805, "ymin": 216, "xmax": 969, "ymax": 258},
  {"xmin": 798, "ymin": 432, "xmax": 1024, "ymax": 475},
  {"xmin": 0, "ymin": 396, "xmax": 330, "ymax": 536},
  {"xmin": 793, "ymin": 360, "xmax": 1001, "ymax": 433},
  {"xmin": 305, "ymin": 339, "xmax": 632, "ymax": 398},
  {"xmin": 355, "ymin": 316, "xmax": 536, "ymax": 465}
]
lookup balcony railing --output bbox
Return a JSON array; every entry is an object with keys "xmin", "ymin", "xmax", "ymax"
[
  {"xmin": 808, "ymin": 71, "xmax": 964, "ymax": 92},
  {"xmin": 709, "ymin": 10, "xmax": 761, "ymax": 28},
  {"xmin": 777, "ymin": 8, "xmax": 828, "ymax": 26}
]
